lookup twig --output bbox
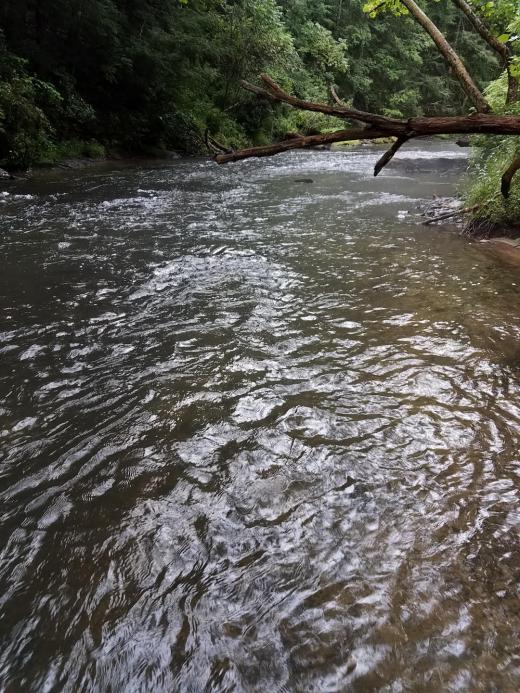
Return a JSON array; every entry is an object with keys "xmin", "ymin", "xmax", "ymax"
[{"xmin": 423, "ymin": 202, "xmax": 481, "ymax": 225}]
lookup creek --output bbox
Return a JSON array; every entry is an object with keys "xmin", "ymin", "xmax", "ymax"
[{"xmin": 1, "ymin": 141, "xmax": 520, "ymax": 690}]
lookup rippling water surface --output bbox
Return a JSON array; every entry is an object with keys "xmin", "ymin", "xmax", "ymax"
[{"xmin": 2, "ymin": 142, "xmax": 520, "ymax": 691}]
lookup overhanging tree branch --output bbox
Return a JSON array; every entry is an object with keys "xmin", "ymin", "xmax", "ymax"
[
  {"xmin": 240, "ymin": 74, "xmax": 407, "ymax": 130},
  {"xmin": 214, "ymin": 127, "xmax": 389, "ymax": 164},
  {"xmin": 212, "ymin": 0, "xmax": 519, "ymax": 201},
  {"xmin": 212, "ymin": 75, "xmax": 520, "ymax": 196},
  {"xmin": 374, "ymin": 136, "xmax": 410, "ymax": 176}
]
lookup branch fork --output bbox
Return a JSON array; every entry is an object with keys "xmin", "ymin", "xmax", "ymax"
[{"xmin": 209, "ymin": 75, "xmax": 520, "ymax": 197}]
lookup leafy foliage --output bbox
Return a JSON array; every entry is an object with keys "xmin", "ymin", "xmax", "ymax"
[
  {"xmin": 465, "ymin": 135, "xmax": 520, "ymax": 228},
  {"xmin": 0, "ymin": 43, "xmax": 61, "ymax": 167},
  {"xmin": 458, "ymin": 0, "xmax": 520, "ymax": 221},
  {"xmin": 0, "ymin": 0, "xmax": 512, "ymax": 172}
]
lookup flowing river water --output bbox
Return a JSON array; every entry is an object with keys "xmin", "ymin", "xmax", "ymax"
[{"xmin": 1, "ymin": 141, "xmax": 520, "ymax": 691}]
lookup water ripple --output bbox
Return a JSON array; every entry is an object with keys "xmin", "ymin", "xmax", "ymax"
[{"xmin": 1, "ymin": 143, "xmax": 520, "ymax": 691}]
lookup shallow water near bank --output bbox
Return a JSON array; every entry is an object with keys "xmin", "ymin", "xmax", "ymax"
[{"xmin": 1, "ymin": 141, "xmax": 520, "ymax": 691}]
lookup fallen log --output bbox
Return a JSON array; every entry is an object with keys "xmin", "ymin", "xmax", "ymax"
[
  {"xmin": 215, "ymin": 127, "xmax": 388, "ymax": 164},
  {"xmin": 212, "ymin": 75, "xmax": 520, "ymax": 196}
]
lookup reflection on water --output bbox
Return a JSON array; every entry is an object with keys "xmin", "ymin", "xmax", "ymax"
[{"xmin": 1, "ymin": 142, "xmax": 520, "ymax": 691}]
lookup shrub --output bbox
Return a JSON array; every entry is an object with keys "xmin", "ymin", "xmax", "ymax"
[{"xmin": 0, "ymin": 50, "xmax": 61, "ymax": 168}]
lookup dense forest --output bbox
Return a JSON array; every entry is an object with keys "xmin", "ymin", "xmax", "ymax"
[{"xmin": 0, "ymin": 0, "xmax": 519, "ymax": 224}]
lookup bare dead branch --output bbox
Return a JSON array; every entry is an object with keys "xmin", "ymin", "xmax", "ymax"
[
  {"xmin": 501, "ymin": 155, "xmax": 520, "ymax": 198},
  {"xmin": 240, "ymin": 76, "xmax": 520, "ymax": 139},
  {"xmin": 214, "ymin": 76, "xmax": 520, "ymax": 202},
  {"xmin": 240, "ymin": 75, "xmax": 407, "ymax": 131},
  {"xmin": 407, "ymin": 114, "xmax": 520, "ymax": 136},
  {"xmin": 330, "ymin": 85, "xmax": 368, "ymax": 129},
  {"xmin": 204, "ymin": 128, "xmax": 231, "ymax": 155},
  {"xmin": 330, "ymin": 85, "xmax": 347, "ymax": 107},
  {"xmin": 450, "ymin": 0, "xmax": 518, "ymax": 104},
  {"xmin": 374, "ymin": 136, "xmax": 410, "ymax": 176},
  {"xmin": 214, "ymin": 128, "xmax": 389, "ymax": 164}
]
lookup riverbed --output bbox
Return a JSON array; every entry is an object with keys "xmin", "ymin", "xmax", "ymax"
[{"xmin": 1, "ymin": 141, "xmax": 520, "ymax": 690}]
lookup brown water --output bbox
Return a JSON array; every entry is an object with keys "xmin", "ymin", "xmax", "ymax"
[{"xmin": 1, "ymin": 142, "xmax": 520, "ymax": 691}]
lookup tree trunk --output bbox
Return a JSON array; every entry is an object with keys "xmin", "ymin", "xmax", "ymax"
[
  {"xmin": 450, "ymin": 0, "xmax": 518, "ymax": 104},
  {"xmin": 399, "ymin": 0, "xmax": 490, "ymax": 113},
  {"xmin": 501, "ymin": 155, "xmax": 520, "ymax": 198},
  {"xmin": 451, "ymin": 0, "xmax": 508, "ymax": 61}
]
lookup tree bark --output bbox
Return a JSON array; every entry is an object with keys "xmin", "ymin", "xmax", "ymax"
[
  {"xmin": 233, "ymin": 76, "xmax": 520, "ymax": 138},
  {"xmin": 215, "ymin": 115, "xmax": 520, "ymax": 166},
  {"xmin": 242, "ymin": 75, "xmax": 406, "ymax": 130},
  {"xmin": 450, "ymin": 0, "xmax": 518, "ymax": 104},
  {"xmin": 215, "ymin": 128, "xmax": 388, "ymax": 163},
  {"xmin": 501, "ymin": 155, "xmax": 520, "ymax": 198},
  {"xmin": 374, "ymin": 136, "xmax": 409, "ymax": 176},
  {"xmin": 451, "ymin": 0, "xmax": 508, "ymax": 61},
  {"xmin": 398, "ymin": 0, "xmax": 490, "ymax": 112}
]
